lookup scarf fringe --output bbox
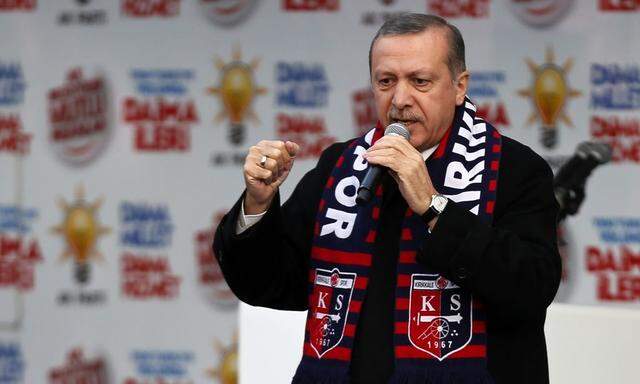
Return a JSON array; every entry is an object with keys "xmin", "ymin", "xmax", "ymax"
[
  {"xmin": 389, "ymin": 367, "xmax": 495, "ymax": 384},
  {"xmin": 291, "ymin": 362, "xmax": 350, "ymax": 384}
]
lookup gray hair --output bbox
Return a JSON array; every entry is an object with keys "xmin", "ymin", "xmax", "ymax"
[{"xmin": 368, "ymin": 13, "xmax": 466, "ymax": 78}]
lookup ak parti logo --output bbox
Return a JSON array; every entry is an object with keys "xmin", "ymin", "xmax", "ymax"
[
  {"xmin": 206, "ymin": 335, "xmax": 238, "ymax": 384},
  {"xmin": 207, "ymin": 46, "xmax": 266, "ymax": 146},
  {"xmin": 518, "ymin": 47, "xmax": 581, "ymax": 149},
  {"xmin": 51, "ymin": 185, "xmax": 110, "ymax": 286},
  {"xmin": 57, "ymin": 0, "xmax": 108, "ymax": 25}
]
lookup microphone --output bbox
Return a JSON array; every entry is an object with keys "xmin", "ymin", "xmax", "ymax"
[
  {"xmin": 356, "ymin": 123, "xmax": 410, "ymax": 205},
  {"xmin": 554, "ymin": 141, "xmax": 612, "ymax": 221}
]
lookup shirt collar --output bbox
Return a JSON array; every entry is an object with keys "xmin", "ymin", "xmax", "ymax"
[{"xmin": 421, "ymin": 145, "xmax": 438, "ymax": 161}]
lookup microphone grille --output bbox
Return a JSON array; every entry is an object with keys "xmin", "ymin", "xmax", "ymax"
[{"xmin": 384, "ymin": 123, "xmax": 410, "ymax": 140}]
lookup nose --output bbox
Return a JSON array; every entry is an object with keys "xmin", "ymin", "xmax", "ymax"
[{"xmin": 391, "ymin": 80, "xmax": 413, "ymax": 110}]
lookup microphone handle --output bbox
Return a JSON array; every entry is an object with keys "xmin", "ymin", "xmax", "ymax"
[{"xmin": 356, "ymin": 166, "xmax": 385, "ymax": 204}]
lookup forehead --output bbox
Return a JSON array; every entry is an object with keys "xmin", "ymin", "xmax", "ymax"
[{"xmin": 371, "ymin": 29, "xmax": 449, "ymax": 74}]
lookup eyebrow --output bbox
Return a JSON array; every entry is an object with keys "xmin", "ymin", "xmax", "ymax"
[{"xmin": 373, "ymin": 69, "xmax": 438, "ymax": 79}]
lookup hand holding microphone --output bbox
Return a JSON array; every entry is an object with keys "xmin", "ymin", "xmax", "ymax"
[{"xmin": 360, "ymin": 123, "xmax": 438, "ymax": 215}]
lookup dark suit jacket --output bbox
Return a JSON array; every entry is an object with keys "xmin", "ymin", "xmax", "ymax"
[{"xmin": 214, "ymin": 135, "xmax": 561, "ymax": 384}]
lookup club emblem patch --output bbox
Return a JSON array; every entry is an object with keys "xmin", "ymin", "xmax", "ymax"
[
  {"xmin": 408, "ymin": 274, "xmax": 472, "ymax": 361},
  {"xmin": 309, "ymin": 268, "xmax": 356, "ymax": 358}
]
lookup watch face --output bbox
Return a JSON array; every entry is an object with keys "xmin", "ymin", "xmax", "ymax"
[{"xmin": 432, "ymin": 195, "xmax": 448, "ymax": 212}]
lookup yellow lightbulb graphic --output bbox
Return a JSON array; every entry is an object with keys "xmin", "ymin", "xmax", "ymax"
[
  {"xmin": 534, "ymin": 65, "xmax": 567, "ymax": 126},
  {"xmin": 222, "ymin": 65, "xmax": 254, "ymax": 124},
  {"xmin": 65, "ymin": 207, "xmax": 97, "ymax": 263},
  {"xmin": 51, "ymin": 185, "xmax": 110, "ymax": 284},
  {"xmin": 207, "ymin": 336, "xmax": 238, "ymax": 384},
  {"xmin": 519, "ymin": 47, "xmax": 581, "ymax": 148},
  {"xmin": 208, "ymin": 46, "xmax": 267, "ymax": 145}
]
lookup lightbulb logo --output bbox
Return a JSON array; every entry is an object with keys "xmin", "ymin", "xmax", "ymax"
[
  {"xmin": 207, "ymin": 46, "xmax": 267, "ymax": 146},
  {"xmin": 207, "ymin": 336, "xmax": 237, "ymax": 384},
  {"xmin": 51, "ymin": 185, "xmax": 110, "ymax": 285},
  {"xmin": 518, "ymin": 47, "xmax": 581, "ymax": 149}
]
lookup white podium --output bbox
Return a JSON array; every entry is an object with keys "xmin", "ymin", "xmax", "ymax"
[{"xmin": 240, "ymin": 303, "xmax": 640, "ymax": 384}]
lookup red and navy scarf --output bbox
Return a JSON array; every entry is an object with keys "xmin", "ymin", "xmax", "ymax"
[{"xmin": 293, "ymin": 98, "xmax": 501, "ymax": 384}]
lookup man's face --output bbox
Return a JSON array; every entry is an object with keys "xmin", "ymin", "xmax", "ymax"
[{"xmin": 370, "ymin": 29, "xmax": 468, "ymax": 152}]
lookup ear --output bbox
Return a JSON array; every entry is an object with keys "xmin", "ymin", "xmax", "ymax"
[{"xmin": 454, "ymin": 70, "xmax": 469, "ymax": 106}]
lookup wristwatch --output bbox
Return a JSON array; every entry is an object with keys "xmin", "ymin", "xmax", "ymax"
[{"xmin": 422, "ymin": 194, "xmax": 448, "ymax": 223}]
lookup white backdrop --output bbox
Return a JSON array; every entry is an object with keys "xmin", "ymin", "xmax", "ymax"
[{"xmin": 0, "ymin": 0, "xmax": 639, "ymax": 383}]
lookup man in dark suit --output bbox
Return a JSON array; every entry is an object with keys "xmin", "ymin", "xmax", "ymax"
[{"xmin": 214, "ymin": 13, "xmax": 560, "ymax": 384}]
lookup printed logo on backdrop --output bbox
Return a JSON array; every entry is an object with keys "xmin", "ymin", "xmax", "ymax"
[
  {"xmin": 123, "ymin": 69, "xmax": 199, "ymax": 152},
  {"xmin": 120, "ymin": 202, "xmax": 181, "ymax": 300},
  {"xmin": 57, "ymin": 0, "xmax": 108, "ymax": 25},
  {"xmin": 468, "ymin": 71, "xmax": 510, "ymax": 129},
  {"xmin": 206, "ymin": 336, "xmax": 237, "ymax": 384},
  {"xmin": 0, "ymin": 0, "xmax": 36, "ymax": 11},
  {"xmin": 0, "ymin": 204, "xmax": 41, "ymax": 330},
  {"xmin": 0, "ymin": 205, "xmax": 42, "ymax": 292},
  {"xmin": 283, "ymin": 0, "xmax": 339, "ymax": 11},
  {"xmin": 518, "ymin": 47, "xmax": 582, "ymax": 149},
  {"xmin": 427, "ymin": 0, "xmax": 490, "ymax": 18},
  {"xmin": 275, "ymin": 62, "xmax": 335, "ymax": 159},
  {"xmin": 51, "ymin": 186, "xmax": 110, "ymax": 305},
  {"xmin": 509, "ymin": 0, "xmax": 573, "ymax": 27},
  {"xmin": 277, "ymin": 62, "xmax": 329, "ymax": 108},
  {"xmin": 48, "ymin": 68, "xmax": 111, "ymax": 165},
  {"xmin": 0, "ymin": 114, "xmax": 31, "ymax": 155},
  {"xmin": 49, "ymin": 348, "xmax": 107, "ymax": 384},
  {"xmin": 0, "ymin": 343, "xmax": 24, "ymax": 383},
  {"xmin": 195, "ymin": 211, "xmax": 237, "ymax": 308},
  {"xmin": 0, "ymin": 62, "xmax": 26, "ymax": 106},
  {"xmin": 586, "ymin": 218, "xmax": 640, "ymax": 302},
  {"xmin": 123, "ymin": 350, "xmax": 194, "ymax": 384},
  {"xmin": 121, "ymin": 0, "xmax": 181, "ymax": 17},
  {"xmin": 590, "ymin": 63, "xmax": 640, "ymax": 163},
  {"xmin": 351, "ymin": 87, "xmax": 377, "ymax": 137},
  {"xmin": 361, "ymin": 0, "xmax": 408, "ymax": 26},
  {"xmin": 200, "ymin": 0, "xmax": 257, "ymax": 26},
  {"xmin": 207, "ymin": 46, "xmax": 266, "ymax": 165},
  {"xmin": 599, "ymin": 0, "xmax": 640, "ymax": 11}
]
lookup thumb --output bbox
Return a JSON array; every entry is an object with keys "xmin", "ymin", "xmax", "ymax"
[{"xmin": 285, "ymin": 141, "xmax": 300, "ymax": 158}]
